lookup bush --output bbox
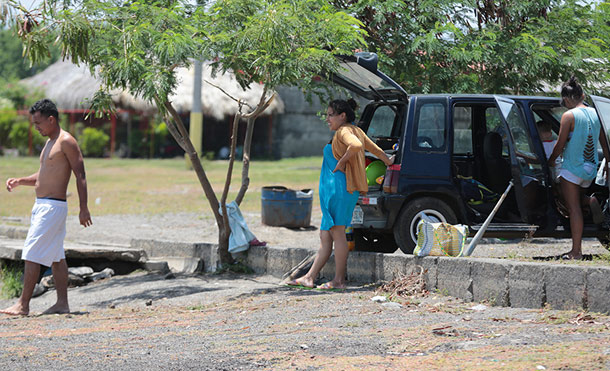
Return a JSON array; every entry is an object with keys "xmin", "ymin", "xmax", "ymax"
[
  {"xmin": 0, "ymin": 108, "xmax": 17, "ymax": 147},
  {"xmin": 8, "ymin": 121, "xmax": 46, "ymax": 155},
  {"xmin": 1, "ymin": 261, "xmax": 23, "ymax": 299},
  {"xmin": 79, "ymin": 127, "xmax": 109, "ymax": 157}
]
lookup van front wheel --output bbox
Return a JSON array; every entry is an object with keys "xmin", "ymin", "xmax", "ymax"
[{"xmin": 393, "ymin": 197, "xmax": 457, "ymax": 254}]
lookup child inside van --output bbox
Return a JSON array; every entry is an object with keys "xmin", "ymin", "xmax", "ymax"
[{"xmin": 537, "ymin": 120, "xmax": 559, "ymax": 175}]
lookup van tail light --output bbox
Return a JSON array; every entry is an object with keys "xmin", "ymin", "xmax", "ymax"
[{"xmin": 383, "ymin": 164, "xmax": 401, "ymax": 193}]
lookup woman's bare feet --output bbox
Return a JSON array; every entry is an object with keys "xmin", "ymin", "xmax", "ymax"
[
  {"xmin": 286, "ymin": 276, "xmax": 315, "ymax": 288},
  {"xmin": 316, "ymin": 281, "xmax": 346, "ymax": 290},
  {"xmin": 41, "ymin": 303, "xmax": 70, "ymax": 315},
  {"xmin": 0, "ymin": 302, "xmax": 29, "ymax": 316}
]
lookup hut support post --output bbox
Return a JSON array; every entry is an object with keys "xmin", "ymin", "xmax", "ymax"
[
  {"xmin": 69, "ymin": 113, "xmax": 76, "ymax": 134},
  {"xmin": 186, "ymin": 60, "xmax": 203, "ymax": 168}
]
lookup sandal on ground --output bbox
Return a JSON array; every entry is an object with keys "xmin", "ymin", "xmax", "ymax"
[
  {"xmin": 285, "ymin": 279, "xmax": 314, "ymax": 289},
  {"xmin": 316, "ymin": 282, "xmax": 346, "ymax": 291},
  {"xmin": 561, "ymin": 253, "xmax": 583, "ymax": 261}
]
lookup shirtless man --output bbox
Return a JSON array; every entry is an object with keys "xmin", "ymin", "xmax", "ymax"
[{"xmin": 1, "ymin": 99, "xmax": 92, "ymax": 316}]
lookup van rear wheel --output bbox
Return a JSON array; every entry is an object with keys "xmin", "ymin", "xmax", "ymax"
[{"xmin": 393, "ymin": 197, "xmax": 458, "ymax": 254}]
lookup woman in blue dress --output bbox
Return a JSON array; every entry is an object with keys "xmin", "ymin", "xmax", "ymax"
[
  {"xmin": 288, "ymin": 99, "xmax": 394, "ymax": 289},
  {"xmin": 548, "ymin": 76, "xmax": 610, "ymax": 259}
]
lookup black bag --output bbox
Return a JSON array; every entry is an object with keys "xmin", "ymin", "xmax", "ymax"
[{"xmin": 457, "ymin": 175, "xmax": 498, "ymax": 205}]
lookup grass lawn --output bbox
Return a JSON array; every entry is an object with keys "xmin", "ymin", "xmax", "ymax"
[{"xmin": 0, "ymin": 156, "xmax": 322, "ymax": 218}]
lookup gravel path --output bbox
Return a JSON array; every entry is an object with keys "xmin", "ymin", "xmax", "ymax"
[{"xmin": 1, "ymin": 272, "xmax": 609, "ymax": 370}]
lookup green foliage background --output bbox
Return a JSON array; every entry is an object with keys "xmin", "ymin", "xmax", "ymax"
[
  {"xmin": 79, "ymin": 127, "xmax": 109, "ymax": 157},
  {"xmin": 332, "ymin": 0, "xmax": 610, "ymax": 95}
]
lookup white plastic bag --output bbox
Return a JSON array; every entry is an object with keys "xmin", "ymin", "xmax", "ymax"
[{"xmin": 220, "ymin": 201, "xmax": 257, "ymax": 253}]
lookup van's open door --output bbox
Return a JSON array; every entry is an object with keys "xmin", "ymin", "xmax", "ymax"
[
  {"xmin": 332, "ymin": 52, "xmax": 407, "ymax": 101},
  {"xmin": 591, "ymin": 95, "xmax": 610, "ymax": 138},
  {"xmin": 494, "ymin": 96, "xmax": 547, "ymax": 225}
]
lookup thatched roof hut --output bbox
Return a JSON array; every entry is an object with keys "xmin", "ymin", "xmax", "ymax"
[{"xmin": 20, "ymin": 60, "xmax": 284, "ymax": 118}]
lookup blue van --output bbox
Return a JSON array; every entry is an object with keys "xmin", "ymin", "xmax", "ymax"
[{"xmin": 332, "ymin": 52, "xmax": 610, "ymax": 253}]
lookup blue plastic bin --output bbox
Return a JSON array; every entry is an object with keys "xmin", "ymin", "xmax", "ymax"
[{"xmin": 261, "ymin": 186, "xmax": 313, "ymax": 228}]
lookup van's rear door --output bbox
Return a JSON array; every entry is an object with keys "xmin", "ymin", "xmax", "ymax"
[
  {"xmin": 591, "ymin": 95, "xmax": 610, "ymax": 139},
  {"xmin": 332, "ymin": 52, "xmax": 407, "ymax": 101}
]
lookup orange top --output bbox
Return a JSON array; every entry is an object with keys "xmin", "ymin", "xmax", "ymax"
[{"xmin": 331, "ymin": 125, "xmax": 388, "ymax": 193}]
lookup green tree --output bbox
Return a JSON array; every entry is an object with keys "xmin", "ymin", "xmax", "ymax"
[
  {"xmin": 0, "ymin": 28, "xmax": 60, "ymax": 81},
  {"xmin": 1, "ymin": 0, "xmax": 366, "ymax": 265},
  {"xmin": 333, "ymin": 0, "xmax": 610, "ymax": 95}
]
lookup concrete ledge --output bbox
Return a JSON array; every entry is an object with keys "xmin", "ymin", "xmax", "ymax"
[
  {"xmin": 375, "ymin": 254, "xmax": 409, "ymax": 282},
  {"xmin": 0, "ymin": 244, "xmax": 21, "ymax": 260},
  {"xmin": 131, "ymin": 239, "xmax": 218, "ymax": 272},
  {"xmin": 471, "ymin": 259, "xmax": 511, "ymax": 306},
  {"xmin": 5, "ymin": 232, "xmax": 609, "ymax": 313},
  {"xmin": 347, "ymin": 251, "xmax": 377, "ymax": 283},
  {"xmin": 587, "ymin": 267, "xmax": 610, "ymax": 314},
  {"xmin": 0, "ymin": 225, "xmax": 28, "ymax": 240},
  {"xmin": 1, "ymin": 237, "xmax": 146, "ymax": 263},
  {"xmin": 414, "ymin": 256, "xmax": 438, "ymax": 291},
  {"xmin": 131, "ymin": 239, "xmax": 215, "ymax": 259},
  {"xmin": 142, "ymin": 260, "xmax": 170, "ymax": 273},
  {"xmin": 246, "ymin": 245, "xmax": 268, "ymax": 274},
  {"xmin": 437, "ymin": 257, "xmax": 472, "ymax": 302},
  {"xmin": 266, "ymin": 247, "xmax": 292, "ymax": 278},
  {"xmin": 545, "ymin": 265, "xmax": 587, "ymax": 311},
  {"xmin": 509, "ymin": 263, "xmax": 547, "ymax": 309}
]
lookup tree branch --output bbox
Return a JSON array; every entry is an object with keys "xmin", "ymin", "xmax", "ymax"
[
  {"xmin": 162, "ymin": 99, "xmax": 221, "ymax": 225},
  {"xmin": 203, "ymin": 78, "xmax": 255, "ymax": 111},
  {"xmin": 220, "ymin": 112, "xmax": 242, "ymax": 238},
  {"xmin": 235, "ymin": 87, "xmax": 274, "ymax": 205}
]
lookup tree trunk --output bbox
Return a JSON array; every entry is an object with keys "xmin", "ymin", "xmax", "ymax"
[
  {"xmin": 161, "ymin": 99, "xmax": 234, "ymax": 266},
  {"xmin": 218, "ymin": 223, "xmax": 233, "ymax": 266},
  {"xmin": 159, "ymin": 90, "xmax": 275, "ymax": 269}
]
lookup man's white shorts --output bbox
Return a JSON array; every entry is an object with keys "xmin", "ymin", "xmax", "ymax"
[{"xmin": 22, "ymin": 198, "xmax": 67, "ymax": 267}]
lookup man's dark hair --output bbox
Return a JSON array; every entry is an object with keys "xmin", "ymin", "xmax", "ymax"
[{"xmin": 30, "ymin": 99, "xmax": 59, "ymax": 120}]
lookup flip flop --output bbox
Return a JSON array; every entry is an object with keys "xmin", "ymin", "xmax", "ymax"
[
  {"xmin": 561, "ymin": 254, "xmax": 582, "ymax": 261},
  {"xmin": 285, "ymin": 279, "xmax": 314, "ymax": 289},
  {"xmin": 316, "ymin": 282, "xmax": 346, "ymax": 291}
]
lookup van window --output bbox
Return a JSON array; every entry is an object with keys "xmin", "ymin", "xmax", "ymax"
[
  {"xmin": 453, "ymin": 106, "xmax": 473, "ymax": 154},
  {"xmin": 485, "ymin": 107, "xmax": 508, "ymax": 156},
  {"xmin": 413, "ymin": 102, "xmax": 446, "ymax": 151},
  {"xmin": 368, "ymin": 105, "xmax": 395, "ymax": 138}
]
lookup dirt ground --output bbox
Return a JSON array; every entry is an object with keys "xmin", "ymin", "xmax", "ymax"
[
  {"xmin": 2, "ymin": 211, "xmax": 610, "ymax": 369},
  {"xmin": 0, "ymin": 272, "xmax": 609, "ymax": 370}
]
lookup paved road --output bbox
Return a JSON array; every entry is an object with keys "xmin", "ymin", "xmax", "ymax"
[{"xmin": 1, "ymin": 272, "xmax": 609, "ymax": 370}]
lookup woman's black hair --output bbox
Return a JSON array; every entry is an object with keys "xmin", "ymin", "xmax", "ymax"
[
  {"xmin": 560, "ymin": 76, "xmax": 584, "ymax": 101},
  {"xmin": 328, "ymin": 98, "xmax": 358, "ymax": 123}
]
